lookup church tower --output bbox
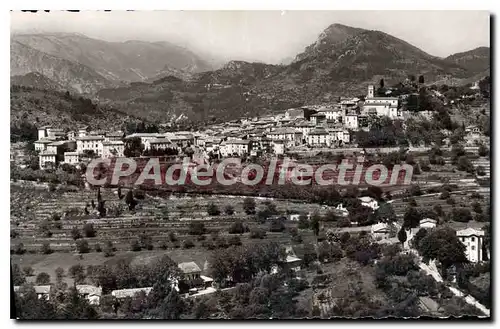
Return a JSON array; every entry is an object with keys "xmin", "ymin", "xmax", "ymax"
[{"xmin": 367, "ymin": 85, "xmax": 374, "ymax": 98}]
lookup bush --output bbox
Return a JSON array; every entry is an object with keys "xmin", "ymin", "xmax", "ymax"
[
  {"xmin": 159, "ymin": 241, "xmax": 168, "ymax": 250},
  {"xmin": 337, "ymin": 218, "xmax": 351, "ymax": 228},
  {"xmin": 130, "ymin": 239, "xmax": 141, "ymax": 252},
  {"xmin": 420, "ymin": 160, "xmax": 431, "ymax": 172},
  {"xmin": 23, "ymin": 266, "xmax": 34, "ymax": 276},
  {"xmin": 446, "ymin": 198, "xmax": 455, "ymax": 205},
  {"xmin": 76, "ymin": 239, "xmax": 90, "ymax": 253},
  {"xmin": 298, "ymin": 214, "xmax": 310, "ymax": 229},
  {"xmin": 229, "ymin": 220, "xmax": 246, "ymax": 234},
  {"xmin": 472, "ymin": 202, "xmax": 483, "ymax": 214},
  {"xmin": 36, "ymin": 272, "xmax": 51, "ymax": 285},
  {"xmin": 249, "ymin": 228, "xmax": 266, "ymax": 239},
  {"xmin": 51, "ymin": 213, "xmax": 61, "ymax": 221},
  {"xmin": 452, "ymin": 208, "xmax": 473, "ymax": 223},
  {"xmin": 439, "ymin": 191, "xmax": 450, "ymax": 199},
  {"xmin": 269, "ymin": 218, "xmax": 286, "ymax": 232},
  {"xmin": 69, "ymin": 264, "xmax": 86, "ymax": 283},
  {"xmin": 243, "ymin": 198, "xmax": 256, "ymax": 215},
  {"xmin": 14, "ymin": 243, "xmax": 26, "ymax": 255},
  {"xmin": 71, "ymin": 227, "xmax": 82, "ymax": 240},
  {"xmin": 103, "ymin": 241, "xmax": 115, "ymax": 257},
  {"xmin": 476, "ymin": 166, "xmax": 486, "ymax": 176},
  {"xmin": 224, "ymin": 205, "xmax": 235, "ymax": 215},
  {"xmin": 55, "ymin": 267, "xmax": 65, "ymax": 280},
  {"xmin": 94, "ymin": 243, "xmax": 102, "ymax": 252},
  {"xmin": 207, "ymin": 203, "xmax": 221, "ymax": 216},
  {"xmin": 228, "ymin": 236, "xmax": 242, "ymax": 246},
  {"xmin": 478, "ymin": 144, "xmax": 489, "ymax": 157},
  {"xmin": 168, "ymin": 231, "xmax": 178, "ymax": 242},
  {"xmin": 189, "ymin": 222, "xmax": 206, "ymax": 236},
  {"xmin": 182, "ymin": 239, "xmax": 195, "ymax": 249},
  {"xmin": 41, "ymin": 242, "xmax": 52, "ymax": 254},
  {"xmin": 83, "ymin": 223, "xmax": 96, "ymax": 238}
]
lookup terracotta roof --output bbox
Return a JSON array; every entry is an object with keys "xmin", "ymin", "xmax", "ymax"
[{"xmin": 178, "ymin": 261, "xmax": 201, "ymax": 274}]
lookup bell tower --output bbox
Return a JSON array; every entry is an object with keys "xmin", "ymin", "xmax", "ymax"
[{"xmin": 368, "ymin": 85, "xmax": 374, "ymax": 98}]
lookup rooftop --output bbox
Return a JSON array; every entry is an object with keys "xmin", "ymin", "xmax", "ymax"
[
  {"xmin": 77, "ymin": 135, "xmax": 105, "ymax": 141},
  {"xmin": 111, "ymin": 287, "xmax": 152, "ymax": 299},
  {"xmin": 178, "ymin": 261, "xmax": 202, "ymax": 274},
  {"xmin": 456, "ymin": 227, "xmax": 485, "ymax": 237},
  {"xmin": 76, "ymin": 285, "xmax": 102, "ymax": 296}
]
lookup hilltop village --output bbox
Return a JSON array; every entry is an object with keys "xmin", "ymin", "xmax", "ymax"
[{"xmin": 11, "ymin": 78, "xmax": 491, "ymax": 319}]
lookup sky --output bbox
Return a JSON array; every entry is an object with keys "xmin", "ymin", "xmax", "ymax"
[{"xmin": 10, "ymin": 10, "xmax": 490, "ymax": 64}]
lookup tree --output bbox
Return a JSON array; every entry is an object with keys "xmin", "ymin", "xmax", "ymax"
[
  {"xmin": 397, "ymin": 228, "xmax": 407, "ymax": 246},
  {"xmin": 36, "ymin": 272, "xmax": 51, "ymax": 285},
  {"xmin": 207, "ymin": 203, "xmax": 221, "ymax": 216},
  {"xmin": 125, "ymin": 190, "xmax": 137, "ymax": 211},
  {"xmin": 418, "ymin": 75, "xmax": 425, "ymax": 84},
  {"xmin": 23, "ymin": 266, "xmax": 34, "ymax": 277},
  {"xmin": 379, "ymin": 78, "xmax": 385, "ymax": 89},
  {"xmin": 417, "ymin": 227, "xmax": 467, "ymax": 273},
  {"xmin": 310, "ymin": 212, "xmax": 320, "ymax": 236},
  {"xmin": 12, "ymin": 264, "xmax": 26, "ymax": 285},
  {"xmin": 189, "ymin": 222, "xmax": 206, "ymax": 236},
  {"xmin": 403, "ymin": 207, "xmax": 422, "ymax": 229},
  {"xmin": 41, "ymin": 242, "xmax": 52, "ymax": 254},
  {"xmin": 103, "ymin": 241, "xmax": 115, "ymax": 257},
  {"xmin": 14, "ymin": 243, "xmax": 26, "ymax": 255},
  {"xmin": 69, "ymin": 264, "xmax": 86, "ymax": 283},
  {"xmin": 457, "ymin": 156, "xmax": 474, "ymax": 173},
  {"xmin": 229, "ymin": 220, "xmax": 246, "ymax": 234},
  {"xmin": 472, "ymin": 202, "xmax": 483, "ymax": 214},
  {"xmin": 182, "ymin": 239, "xmax": 195, "ymax": 249},
  {"xmin": 55, "ymin": 267, "xmax": 65, "ymax": 282},
  {"xmin": 224, "ymin": 205, "xmax": 235, "ymax": 215},
  {"xmin": 76, "ymin": 239, "xmax": 90, "ymax": 253},
  {"xmin": 71, "ymin": 227, "xmax": 82, "ymax": 240},
  {"xmin": 130, "ymin": 239, "xmax": 142, "ymax": 252},
  {"xmin": 243, "ymin": 198, "xmax": 256, "ymax": 215},
  {"xmin": 83, "ymin": 223, "xmax": 96, "ymax": 238},
  {"xmin": 297, "ymin": 214, "xmax": 310, "ymax": 229},
  {"xmin": 451, "ymin": 208, "xmax": 473, "ymax": 223}
]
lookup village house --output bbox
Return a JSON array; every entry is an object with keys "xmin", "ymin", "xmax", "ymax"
[
  {"xmin": 105, "ymin": 131, "xmax": 124, "ymax": 142},
  {"xmin": 67, "ymin": 131, "xmax": 76, "ymax": 141},
  {"xmin": 295, "ymin": 121, "xmax": 315, "ymax": 139},
  {"xmin": 102, "ymin": 140, "xmax": 125, "ymax": 158},
  {"xmin": 272, "ymin": 140, "xmax": 286, "ymax": 155},
  {"xmin": 328, "ymin": 127, "xmax": 350, "ymax": 145},
  {"xmin": 266, "ymin": 128, "xmax": 303, "ymax": 146},
  {"xmin": 39, "ymin": 151, "xmax": 57, "ymax": 169},
  {"xmin": 76, "ymin": 135, "xmax": 105, "ymax": 156},
  {"xmin": 310, "ymin": 112, "xmax": 327, "ymax": 126},
  {"xmin": 371, "ymin": 222, "xmax": 391, "ymax": 240},
  {"xmin": 419, "ymin": 218, "xmax": 437, "ymax": 229},
  {"xmin": 307, "ymin": 128, "xmax": 331, "ymax": 147},
  {"xmin": 144, "ymin": 137, "xmax": 172, "ymax": 151},
  {"xmin": 14, "ymin": 285, "xmax": 52, "ymax": 300},
  {"xmin": 64, "ymin": 151, "xmax": 79, "ymax": 165},
  {"xmin": 456, "ymin": 228, "xmax": 485, "ymax": 263},
  {"xmin": 46, "ymin": 140, "xmax": 76, "ymax": 155},
  {"xmin": 169, "ymin": 134, "xmax": 195, "ymax": 149},
  {"xmin": 178, "ymin": 262, "xmax": 203, "ymax": 292},
  {"xmin": 77, "ymin": 126, "xmax": 90, "ymax": 138},
  {"xmin": 318, "ymin": 105, "xmax": 343, "ymax": 122},
  {"xmin": 362, "ymin": 85, "xmax": 399, "ymax": 119},
  {"xmin": 124, "ymin": 133, "xmax": 161, "ymax": 146},
  {"xmin": 220, "ymin": 139, "xmax": 250, "ymax": 157},
  {"xmin": 359, "ymin": 196, "xmax": 379, "ymax": 210},
  {"xmin": 111, "ymin": 287, "xmax": 153, "ymax": 300},
  {"xmin": 34, "ymin": 138, "xmax": 56, "ymax": 152},
  {"xmin": 344, "ymin": 111, "xmax": 359, "ymax": 130},
  {"xmin": 76, "ymin": 285, "xmax": 102, "ymax": 305}
]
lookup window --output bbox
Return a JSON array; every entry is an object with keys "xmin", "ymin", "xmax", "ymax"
[
  {"xmin": 471, "ymin": 237, "xmax": 475, "ymax": 242},
  {"xmin": 471, "ymin": 246, "xmax": 475, "ymax": 251}
]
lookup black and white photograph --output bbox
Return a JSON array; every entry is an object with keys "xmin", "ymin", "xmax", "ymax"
[{"xmin": 9, "ymin": 9, "xmax": 491, "ymax": 320}]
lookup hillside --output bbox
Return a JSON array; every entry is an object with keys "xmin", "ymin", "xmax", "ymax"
[
  {"xmin": 445, "ymin": 47, "xmax": 490, "ymax": 76},
  {"xmin": 11, "ymin": 72, "xmax": 64, "ymax": 91},
  {"xmin": 10, "ymin": 85, "xmax": 142, "ymax": 133},
  {"xmin": 11, "ymin": 40, "xmax": 114, "ymax": 94},
  {"xmin": 12, "ymin": 33, "xmax": 212, "ymax": 83}
]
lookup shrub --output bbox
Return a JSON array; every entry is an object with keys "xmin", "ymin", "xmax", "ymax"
[
  {"xmin": 472, "ymin": 202, "xmax": 483, "ymax": 214},
  {"xmin": 229, "ymin": 220, "xmax": 246, "ymax": 234},
  {"xmin": 440, "ymin": 191, "xmax": 450, "ymax": 199},
  {"xmin": 23, "ymin": 266, "xmax": 34, "ymax": 276},
  {"xmin": 76, "ymin": 239, "xmax": 90, "ymax": 253},
  {"xmin": 130, "ymin": 240, "xmax": 141, "ymax": 252},
  {"xmin": 55, "ymin": 267, "xmax": 65, "ymax": 280},
  {"xmin": 36, "ymin": 272, "xmax": 51, "ymax": 285},
  {"xmin": 249, "ymin": 228, "xmax": 266, "ymax": 239},
  {"xmin": 224, "ymin": 205, "xmax": 235, "ymax": 215},
  {"xmin": 14, "ymin": 243, "xmax": 26, "ymax": 255},
  {"xmin": 446, "ymin": 198, "xmax": 455, "ymax": 205},
  {"xmin": 298, "ymin": 214, "xmax": 310, "ymax": 229},
  {"xmin": 182, "ymin": 239, "xmax": 195, "ymax": 249},
  {"xmin": 243, "ymin": 197, "xmax": 256, "ymax": 215},
  {"xmin": 207, "ymin": 203, "xmax": 221, "ymax": 216},
  {"xmin": 189, "ymin": 222, "xmax": 206, "ymax": 236},
  {"xmin": 452, "ymin": 208, "xmax": 473, "ymax": 223},
  {"xmin": 420, "ymin": 160, "xmax": 431, "ymax": 172},
  {"xmin": 228, "ymin": 236, "xmax": 242, "ymax": 246},
  {"xmin": 159, "ymin": 241, "xmax": 168, "ymax": 250},
  {"xmin": 269, "ymin": 218, "xmax": 285, "ymax": 232},
  {"xmin": 103, "ymin": 241, "xmax": 115, "ymax": 257},
  {"xmin": 71, "ymin": 227, "xmax": 82, "ymax": 240},
  {"xmin": 41, "ymin": 242, "xmax": 52, "ymax": 254},
  {"xmin": 337, "ymin": 218, "xmax": 351, "ymax": 228},
  {"xmin": 94, "ymin": 243, "xmax": 102, "ymax": 252},
  {"xmin": 51, "ymin": 213, "xmax": 61, "ymax": 221},
  {"xmin": 168, "ymin": 231, "xmax": 178, "ymax": 242},
  {"xmin": 83, "ymin": 223, "xmax": 96, "ymax": 238},
  {"xmin": 476, "ymin": 166, "xmax": 486, "ymax": 176}
]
